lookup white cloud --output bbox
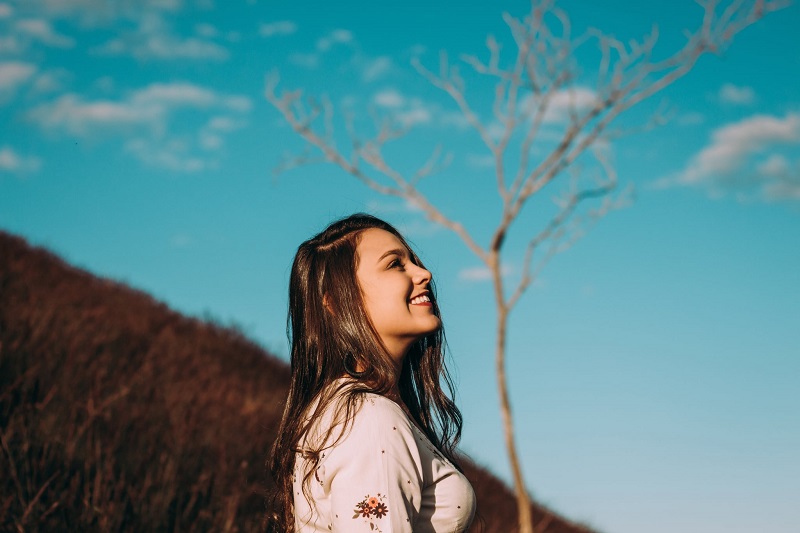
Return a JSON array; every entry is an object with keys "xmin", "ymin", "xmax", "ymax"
[
  {"xmin": 665, "ymin": 113, "xmax": 800, "ymax": 202},
  {"xmin": 371, "ymin": 91, "xmax": 470, "ymax": 131},
  {"xmin": 458, "ymin": 264, "xmax": 512, "ymax": 282},
  {"xmin": 125, "ymin": 137, "xmax": 209, "ymax": 172},
  {"xmin": 222, "ymin": 95, "xmax": 251, "ymax": 112},
  {"xmin": 486, "ymin": 120, "xmax": 505, "ymax": 141},
  {"xmin": 96, "ymin": 35, "xmax": 227, "ymax": 60},
  {"xmin": 31, "ymin": 68, "xmax": 71, "ymax": 94},
  {"xmin": 466, "ymin": 154, "xmax": 495, "ymax": 169},
  {"xmin": 0, "ymin": 146, "xmax": 41, "ymax": 173},
  {"xmin": 396, "ymin": 105, "xmax": 431, "ymax": 127},
  {"xmin": 199, "ymin": 131, "xmax": 223, "ymax": 150},
  {"xmin": 16, "ymin": 18, "xmax": 75, "ymax": 48},
  {"xmin": 28, "ymin": 82, "xmax": 250, "ymax": 171},
  {"xmin": 92, "ymin": 75, "xmax": 115, "ymax": 93},
  {"xmin": 197, "ymin": 114, "xmax": 247, "ymax": 151},
  {"xmin": 132, "ymin": 82, "xmax": 218, "ymax": 108},
  {"xmin": 719, "ymin": 83, "xmax": 755, "ymax": 105},
  {"xmin": 29, "ymin": 94, "xmax": 151, "ymax": 134},
  {"xmin": 361, "ymin": 56, "xmax": 392, "ymax": 82},
  {"xmin": 366, "ymin": 198, "xmax": 423, "ymax": 215},
  {"xmin": 678, "ymin": 112, "xmax": 705, "ymax": 126},
  {"xmin": 194, "ymin": 23, "xmax": 218, "ymax": 38},
  {"xmin": 0, "ymin": 3, "xmax": 12, "ymax": 18},
  {"xmin": 93, "ymin": 13, "xmax": 227, "ymax": 61},
  {"xmin": 762, "ymin": 176, "xmax": 800, "ymax": 201},
  {"xmin": 316, "ymin": 29, "xmax": 352, "ymax": 51},
  {"xmin": 376, "ymin": 96, "xmax": 435, "ymax": 127},
  {"xmin": 20, "ymin": 0, "xmax": 133, "ymax": 25},
  {"xmin": 374, "ymin": 89, "xmax": 405, "ymax": 108},
  {"xmin": 757, "ymin": 154, "xmax": 790, "ymax": 177},
  {"xmin": 439, "ymin": 109, "xmax": 470, "ymax": 130},
  {"xmin": 288, "ymin": 52, "xmax": 318, "ymax": 69},
  {"xmin": 679, "ymin": 113, "xmax": 800, "ymax": 185},
  {"xmin": 521, "ymin": 87, "xmax": 600, "ymax": 123},
  {"xmin": 206, "ymin": 115, "xmax": 246, "ymax": 131},
  {"xmin": 29, "ymin": 82, "xmax": 251, "ymax": 136},
  {"xmin": 0, "ymin": 61, "xmax": 37, "ymax": 91},
  {"xmin": 260, "ymin": 20, "xmax": 297, "ymax": 37},
  {"xmin": 0, "ymin": 36, "xmax": 20, "ymax": 53}
]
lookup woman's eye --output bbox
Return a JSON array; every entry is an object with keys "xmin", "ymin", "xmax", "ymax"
[{"xmin": 389, "ymin": 259, "xmax": 404, "ymax": 269}]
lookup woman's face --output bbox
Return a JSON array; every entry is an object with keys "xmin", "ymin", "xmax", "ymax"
[{"xmin": 355, "ymin": 228, "xmax": 441, "ymax": 363}]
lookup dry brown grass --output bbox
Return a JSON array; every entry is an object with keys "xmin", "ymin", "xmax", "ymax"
[{"xmin": 0, "ymin": 231, "xmax": 597, "ymax": 533}]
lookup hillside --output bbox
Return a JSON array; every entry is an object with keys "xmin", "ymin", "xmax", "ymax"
[{"xmin": 0, "ymin": 231, "xmax": 597, "ymax": 533}]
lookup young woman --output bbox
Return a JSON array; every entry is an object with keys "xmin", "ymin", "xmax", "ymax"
[{"xmin": 268, "ymin": 214, "xmax": 475, "ymax": 532}]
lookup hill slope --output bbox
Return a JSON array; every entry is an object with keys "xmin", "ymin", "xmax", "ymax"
[{"xmin": 0, "ymin": 231, "xmax": 597, "ymax": 533}]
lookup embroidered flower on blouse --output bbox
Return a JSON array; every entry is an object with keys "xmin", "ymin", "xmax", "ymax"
[
  {"xmin": 352, "ymin": 493, "xmax": 388, "ymax": 531},
  {"xmin": 372, "ymin": 502, "xmax": 388, "ymax": 518}
]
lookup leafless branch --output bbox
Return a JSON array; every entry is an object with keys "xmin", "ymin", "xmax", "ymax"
[{"xmin": 267, "ymin": 73, "xmax": 487, "ymax": 261}]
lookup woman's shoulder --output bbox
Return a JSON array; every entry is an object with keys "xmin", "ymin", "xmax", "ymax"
[
  {"xmin": 303, "ymin": 382, "xmax": 412, "ymax": 443},
  {"xmin": 347, "ymin": 391, "xmax": 413, "ymax": 432}
]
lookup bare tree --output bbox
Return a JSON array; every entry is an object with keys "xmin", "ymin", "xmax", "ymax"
[{"xmin": 266, "ymin": 1, "xmax": 785, "ymax": 531}]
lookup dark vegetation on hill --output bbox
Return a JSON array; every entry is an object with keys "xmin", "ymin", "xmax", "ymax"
[{"xmin": 0, "ymin": 231, "xmax": 597, "ymax": 533}]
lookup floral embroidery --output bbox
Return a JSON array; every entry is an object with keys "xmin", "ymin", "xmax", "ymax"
[
  {"xmin": 352, "ymin": 493, "xmax": 388, "ymax": 531},
  {"xmin": 373, "ymin": 502, "xmax": 388, "ymax": 518}
]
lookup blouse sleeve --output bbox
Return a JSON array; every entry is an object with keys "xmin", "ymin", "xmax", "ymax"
[{"xmin": 321, "ymin": 395, "xmax": 423, "ymax": 533}]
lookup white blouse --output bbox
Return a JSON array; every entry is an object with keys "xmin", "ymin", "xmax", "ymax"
[{"xmin": 293, "ymin": 388, "xmax": 476, "ymax": 533}]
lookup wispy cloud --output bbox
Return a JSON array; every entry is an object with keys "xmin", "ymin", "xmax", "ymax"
[
  {"xmin": 521, "ymin": 86, "xmax": 600, "ymax": 123},
  {"xmin": 0, "ymin": 145, "xmax": 41, "ymax": 173},
  {"xmin": 371, "ymin": 87, "xmax": 468, "ymax": 129},
  {"xmin": 125, "ymin": 137, "xmax": 209, "ymax": 172},
  {"xmin": 0, "ymin": 3, "xmax": 12, "ymax": 18},
  {"xmin": 194, "ymin": 23, "xmax": 219, "ymax": 38},
  {"xmin": 0, "ymin": 61, "xmax": 37, "ymax": 93},
  {"xmin": 366, "ymin": 198, "xmax": 424, "ymax": 215},
  {"xmin": 0, "ymin": 35, "xmax": 20, "ymax": 53},
  {"xmin": 288, "ymin": 52, "xmax": 319, "ymax": 69},
  {"xmin": 29, "ymin": 82, "xmax": 250, "ymax": 135},
  {"xmin": 373, "ymin": 88, "xmax": 404, "ymax": 108},
  {"xmin": 29, "ymin": 94, "xmax": 152, "ymax": 134},
  {"xmin": 92, "ymin": 13, "xmax": 228, "ymax": 61},
  {"xmin": 719, "ymin": 83, "xmax": 756, "ymax": 105},
  {"xmin": 659, "ymin": 112, "xmax": 800, "ymax": 201},
  {"xmin": 28, "ymin": 81, "xmax": 251, "ymax": 171},
  {"xmin": 25, "ymin": 0, "xmax": 183, "ymax": 24},
  {"xmin": 316, "ymin": 29, "xmax": 352, "ymax": 51},
  {"xmin": 360, "ymin": 56, "xmax": 392, "ymax": 82},
  {"xmin": 259, "ymin": 20, "xmax": 297, "ymax": 37},
  {"xmin": 15, "ymin": 18, "xmax": 75, "ymax": 48},
  {"xmin": 678, "ymin": 112, "xmax": 705, "ymax": 126},
  {"xmin": 466, "ymin": 153, "xmax": 495, "ymax": 169},
  {"xmin": 31, "ymin": 68, "xmax": 71, "ymax": 94},
  {"xmin": 458, "ymin": 264, "xmax": 513, "ymax": 282},
  {"xmin": 396, "ymin": 104, "xmax": 432, "ymax": 127}
]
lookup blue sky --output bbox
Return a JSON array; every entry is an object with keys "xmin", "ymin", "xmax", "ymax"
[{"xmin": 2, "ymin": 1, "xmax": 799, "ymax": 532}]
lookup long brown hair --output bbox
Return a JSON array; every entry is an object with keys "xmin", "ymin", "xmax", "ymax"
[{"xmin": 266, "ymin": 213, "xmax": 463, "ymax": 531}]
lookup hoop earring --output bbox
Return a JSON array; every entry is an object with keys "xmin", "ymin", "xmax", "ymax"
[{"xmin": 344, "ymin": 353, "xmax": 367, "ymax": 378}]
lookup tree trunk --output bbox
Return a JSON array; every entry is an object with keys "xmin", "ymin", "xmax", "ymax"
[{"xmin": 492, "ymin": 256, "xmax": 533, "ymax": 533}]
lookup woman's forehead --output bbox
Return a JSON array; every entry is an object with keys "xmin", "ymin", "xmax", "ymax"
[{"xmin": 356, "ymin": 228, "xmax": 409, "ymax": 260}]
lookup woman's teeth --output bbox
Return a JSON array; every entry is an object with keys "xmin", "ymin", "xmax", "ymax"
[{"xmin": 410, "ymin": 295, "xmax": 431, "ymax": 304}]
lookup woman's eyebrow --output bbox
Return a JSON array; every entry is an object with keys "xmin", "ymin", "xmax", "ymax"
[{"xmin": 377, "ymin": 248, "xmax": 407, "ymax": 263}]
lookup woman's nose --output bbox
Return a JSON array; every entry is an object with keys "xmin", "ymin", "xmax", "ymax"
[{"xmin": 412, "ymin": 264, "xmax": 432, "ymax": 285}]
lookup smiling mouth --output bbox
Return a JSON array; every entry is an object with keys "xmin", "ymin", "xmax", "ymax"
[{"xmin": 409, "ymin": 294, "xmax": 432, "ymax": 305}]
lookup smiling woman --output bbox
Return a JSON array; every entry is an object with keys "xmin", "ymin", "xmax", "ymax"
[
  {"xmin": 267, "ymin": 214, "xmax": 475, "ymax": 533},
  {"xmin": 355, "ymin": 227, "xmax": 442, "ymax": 365}
]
